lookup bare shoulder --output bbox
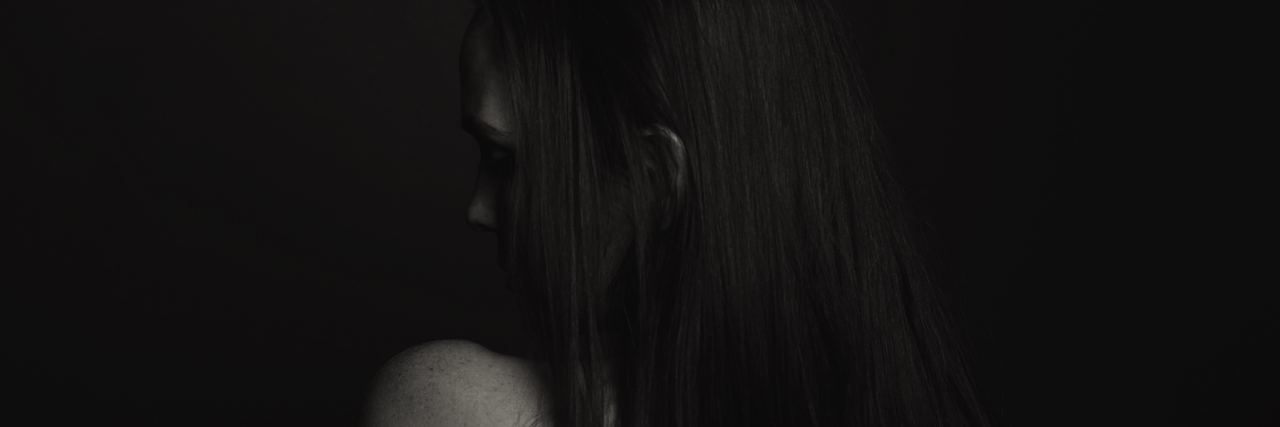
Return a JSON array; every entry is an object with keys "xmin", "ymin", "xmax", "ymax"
[{"xmin": 362, "ymin": 340, "xmax": 549, "ymax": 427}]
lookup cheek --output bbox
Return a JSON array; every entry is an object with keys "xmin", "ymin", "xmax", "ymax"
[{"xmin": 488, "ymin": 170, "xmax": 511, "ymax": 222}]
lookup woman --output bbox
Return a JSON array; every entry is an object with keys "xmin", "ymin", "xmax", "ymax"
[{"xmin": 364, "ymin": 0, "xmax": 989, "ymax": 426}]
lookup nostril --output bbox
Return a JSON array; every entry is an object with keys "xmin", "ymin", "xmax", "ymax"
[{"xmin": 467, "ymin": 217, "xmax": 496, "ymax": 233}]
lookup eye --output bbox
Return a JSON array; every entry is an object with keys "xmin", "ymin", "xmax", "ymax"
[
  {"xmin": 480, "ymin": 145, "xmax": 512, "ymax": 161},
  {"xmin": 481, "ymin": 147, "xmax": 516, "ymax": 175}
]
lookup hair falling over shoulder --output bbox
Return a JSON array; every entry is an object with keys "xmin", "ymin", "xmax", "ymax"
[{"xmin": 478, "ymin": 0, "xmax": 991, "ymax": 425}]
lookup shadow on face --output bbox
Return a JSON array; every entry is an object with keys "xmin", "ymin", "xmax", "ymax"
[{"xmin": 460, "ymin": 9, "xmax": 516, "ymax": 269}]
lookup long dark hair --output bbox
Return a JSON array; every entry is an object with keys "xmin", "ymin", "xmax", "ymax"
[{"xmin": 480, "ymin": 0, "xmax": 988, "ymax": 425}]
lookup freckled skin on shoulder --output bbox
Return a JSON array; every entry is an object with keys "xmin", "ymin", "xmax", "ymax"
[{"xmin": 362, "ymin": 340, "xmax": 549, "ymax": 427}]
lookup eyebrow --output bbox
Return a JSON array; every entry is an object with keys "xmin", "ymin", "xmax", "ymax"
[{"xmin": 460, "ymin": 116, "xmax": 514, "ymax": 148}]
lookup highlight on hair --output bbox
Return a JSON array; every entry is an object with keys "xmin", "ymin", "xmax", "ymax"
[{"xmin": 479, "ymin": 0, "xmax": 989, "ymax": 425}]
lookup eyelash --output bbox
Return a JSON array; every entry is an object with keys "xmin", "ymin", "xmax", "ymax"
[
  {"xmin": 467, "ymin": 133, "xmax": 514, "ymax": 170},
  {"xmin": 481, "ymin": 150, "xmax": 515, "ymax": 173}
]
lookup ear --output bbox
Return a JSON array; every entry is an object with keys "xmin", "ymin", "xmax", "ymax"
[{"xmin": 639, "ymin": 125, "xmax": 687, "ymax": 229}]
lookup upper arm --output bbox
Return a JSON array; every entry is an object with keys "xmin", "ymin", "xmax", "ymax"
[{"xmin": 361, "ymin": 340, "xmax": 546, "ymax": 427}]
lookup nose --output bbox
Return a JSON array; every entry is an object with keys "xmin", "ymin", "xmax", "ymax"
[
  {"xmin": 467, "ymin": 173, "xmax": 498, "ymax": 232},
  {"xmin": 467, "ymin": 197, "xmax": 497, "ymax": 232}
]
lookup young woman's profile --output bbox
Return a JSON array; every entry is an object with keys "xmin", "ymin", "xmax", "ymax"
[{"xmin": 364, "ymin": 0, "xmax": 989, "ymax": 426}]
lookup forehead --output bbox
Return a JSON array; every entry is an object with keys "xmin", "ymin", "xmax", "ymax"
[{"xmin": 460, "ymin": 11, "xmax": 514, "ymax": 140}]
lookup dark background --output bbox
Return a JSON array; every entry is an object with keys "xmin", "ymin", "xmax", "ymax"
[{"xmin": 7, "ymin": 0, "xmax": 1272, "ymax": 426}]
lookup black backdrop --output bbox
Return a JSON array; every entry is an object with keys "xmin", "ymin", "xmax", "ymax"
[{"xmin": 8, "ymin": 0, "xmax": 1274, "ymax": 426}]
